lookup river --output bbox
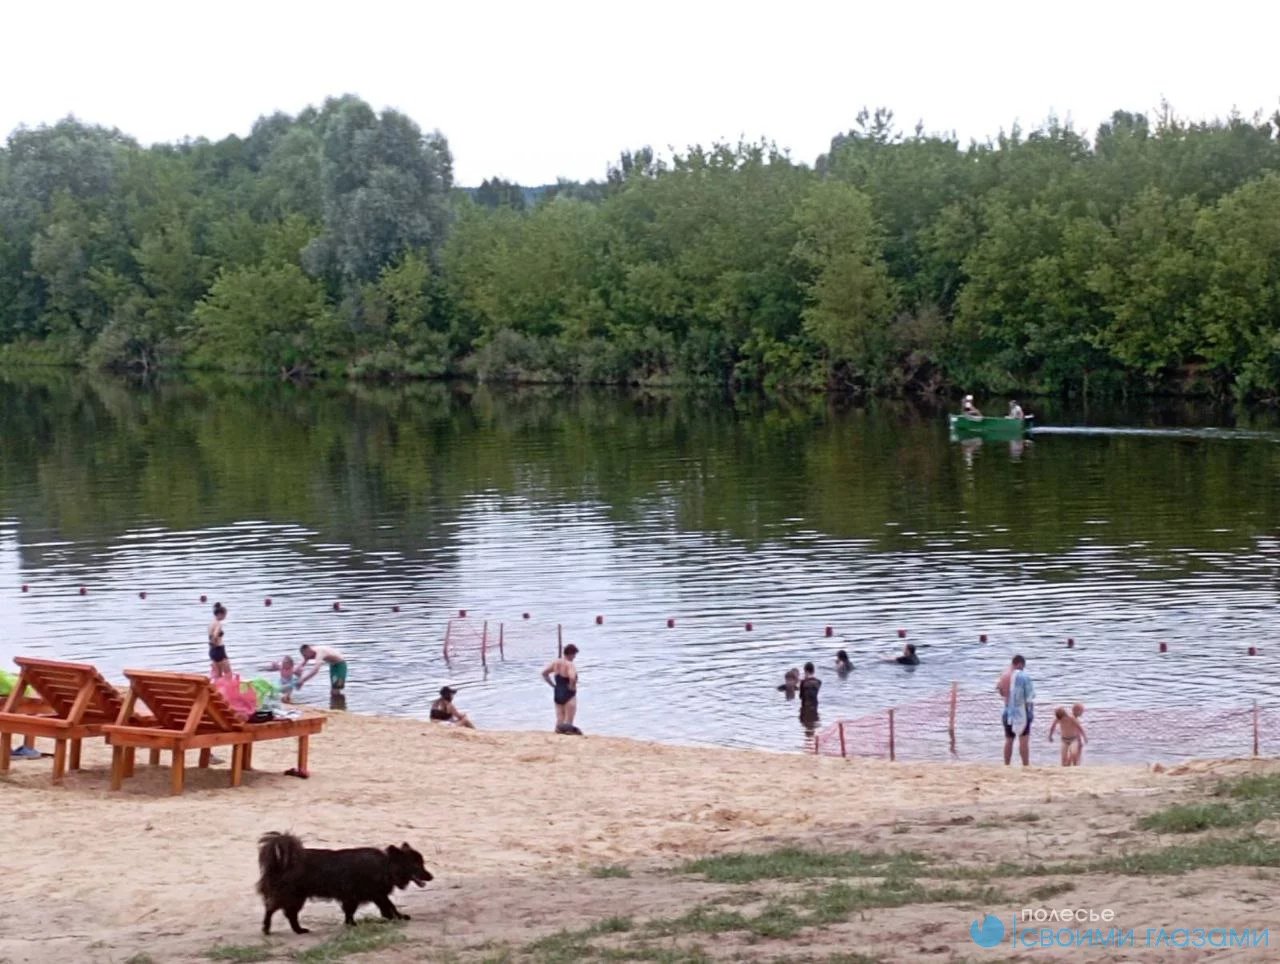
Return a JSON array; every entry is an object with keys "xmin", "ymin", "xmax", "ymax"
[{"xmin": 2, "ymin": 371, "xmax": 1278, "ymax": 753}]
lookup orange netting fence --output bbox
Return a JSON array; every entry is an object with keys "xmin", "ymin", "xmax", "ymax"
[
  {"xmin": 442, "ymin": 617, "xmax": 569, "ymax": 664},
  {"xmin": 814, "ymin": 686, "xmax": 1277, "ymax": 764}
]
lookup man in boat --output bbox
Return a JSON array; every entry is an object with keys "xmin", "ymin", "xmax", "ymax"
[
  {"xmin": 1008, "ymin": 400, "xmax": 1025, "ymax": 420},
  {"xmin": 961, "ymin": 395, "xmax": 982, "ymax": 417}
]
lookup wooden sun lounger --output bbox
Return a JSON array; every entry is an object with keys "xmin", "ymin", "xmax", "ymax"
[
  {"xmin": 102, "ymin": 670, "xmax": 324, "ymax": 795},
  {"xmin": 0, "ymin": 656, "xmax": 132, "ymax": 782}
]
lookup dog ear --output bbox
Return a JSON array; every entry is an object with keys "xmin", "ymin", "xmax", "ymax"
[{"xmin": 402, "ymin": 841, "xmax": 412, "ymax": 850}]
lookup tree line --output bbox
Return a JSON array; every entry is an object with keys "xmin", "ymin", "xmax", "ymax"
[{"xmin": 2, "ymin": 97, "xmax": 1280, "ymax": 399}]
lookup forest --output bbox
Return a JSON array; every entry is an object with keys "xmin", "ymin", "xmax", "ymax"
[{"xmin": 2, "ymin": 96, "xmax": 1280, "ymax": 398}]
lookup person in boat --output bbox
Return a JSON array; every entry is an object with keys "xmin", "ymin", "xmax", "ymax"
[
  {"xmin": 961, "ymin": 395, "xmax": 982, "ymax": 418},
  {"xmin": 430, "ymin": 686, "xmax": 475, "ymax": 728},
  {"xmin": 882, "ymin": 643, "xmax": 919, "ymax": 666},
  {"xmin": 834, "ymin": 650, "xmax": 853, "ymax": 676},
  {"xmin": 1008, "ymin": 400, "xmax": 1025, "ymax": 420}
]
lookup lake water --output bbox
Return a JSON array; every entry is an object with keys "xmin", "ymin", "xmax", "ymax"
[{"xmin": 2, "ymin": 371, "xmax": 1278, "ymax": 754}]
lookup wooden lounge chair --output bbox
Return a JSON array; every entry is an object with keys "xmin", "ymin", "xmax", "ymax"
[
  {"xmin": 0, "ymin": 656, "xmax": 130, "ymax": 782},
  {"xmin": 103, "ymin": 669, "xmax": 324, "ymax": 795}
]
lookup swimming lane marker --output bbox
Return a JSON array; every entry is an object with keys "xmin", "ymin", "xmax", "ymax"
[
  {"xmin": 138, "ymin": 591, "xmax": 147, "ymax": 600},
  {"xmin": 1159, "ymin": 641, "xmax": 1168, "ymax": 653},
  {"xmin": 264, "ymin": 597, "xmax": 272, "ymax": 607},
  {"xmin": 979, "ymin": 633, "xmax": 987, "ymax": 643},
  {"xmin": 745, "ymin": 622, "xmax": 753, "ymax": 631},
  {"xmin": 20, "ymin": 584, "xmax": 27, "ymax": 593},
  {"xmin": 897, "ymin": 628, "xmax": 906, "ymax": 638},
  {"xmin": 1066, "ymin": 638, "xmax": 1075, "ymax": 648},
  {"xmin": 825, "ymin": 626, "xmax": 833, "ymax": 637},
  {"xmin": 79, "ymin": 586, "xmax": 87, "ymax": 596},
  {"xmin": 332, "ymin": 601, "xmax": 341, "ymax": 612},
  {"xmin": 596, "ymin": 615, "xmax": 603, "ymax": 625},
  {"xmin": 667, "ymin": 618, "xmax": 675, "ymax": 628}
]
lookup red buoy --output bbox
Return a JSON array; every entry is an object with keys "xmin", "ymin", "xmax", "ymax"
[
  {"xmin": 264, "ymin": 597, "xmax": 272, "ymax": 607},
  {"xmin": 1249, "ymin": 646, "xmax": 1258, "ymax": 656},
  {"xmin": 1159, "ymin": 641, "xmax": 1168, "ymax": 653},
  {"xmin": 745, "ymin": 622, "xmax": 753, "ymax": 631},
  {"xmin": 20, "ymin": 584, "xmax": 27, "ymax": 593},
  {"xmin": 459, "ymin": 609, "xmax": 467, "ymax": 618},
  {"xmin": 200, "ymin": 594, "xmax": 207, "ymax": 603},
  {"xmin": 138, "ymin": 591, "xmax": 147, "ymax": 600},
  {"xmin": 79, "ymin": 586, "xmax": 87, "ymax": 596},
  {"xmin": 392, "ymin": 605, "xmax": 400, "ymax": 613},
  {"xmin": 897, "ymin": 628, "xmax": 906, "ymax": 639},
  {"xmin": 1066, "ymin": 638, "xmax": 1075, "ymax": 648},
  {"xmin": 333, "ymin": 601, "xmax": 341, "ymax": 612},
  {"xmin": 825, "ymin": 626, "xmax": 833, "ymax": 637},
  {"xmin": 595, "ymin": 615, "xmax": 604, "ymax": 625},
  {"xmin": 979, "ymin": 633, "xmax": 987, "ymax": 643},
  {"xmin": 522, "ymin": 612, "xmax": 530, "ymax": 620},
  {"xmin": 667, "ymin": 618, "xmax": 675, "ymax": 628}
]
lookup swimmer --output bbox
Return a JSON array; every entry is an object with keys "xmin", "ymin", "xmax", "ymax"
[
  {"xmin": 542, "ymin": 644, "xmax": 581, "ymax": 734},
  {"xmin": 263, "ymin": 655, "xmax": 301, "ymax": 703},
  {"xmin": 777, "ymin": 667, "xmax": 801, "ymax": 696},
  {"xmin": 798, "ymin": 662, "xmax": 821, "ymax": 724},
  {"xmin": 429, "ymin": 686, "xmax": 474, "ymax": 728},
  {"xmin": 1047, "ymin": 705, "xmax": 1087, "ymax": 766},
  {"xmin": 207, "ymin": 603, "xmax": 231, "ymax": 679},
  {"xmin": 882, "ymin": 643, "xmax": 919, "ymax": 666},
  {"xmin": 834, "ymin": 650, "xmax": 853, "ymax": 675}
]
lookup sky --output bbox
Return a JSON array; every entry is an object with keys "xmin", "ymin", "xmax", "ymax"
[{"xmin": 3, "ymin": 0, "xmax": 1278, "ymax": 186}]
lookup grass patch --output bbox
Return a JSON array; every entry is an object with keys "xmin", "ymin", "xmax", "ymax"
[
  {"xmin": 124, "ymin": 956, "xmax": 156, "ymax": 964},
  {"xmin": 206, "ymin": 943, "xmax": 275, "ymax": 962},
  {"xmin": 1026, "ymin": 881, "xmax": 1076, "ymax": 901},
  {"xmin": 1011, "ymin": 812, "xmax": 1041, "ymax": 823},
  {"xmin": 527, "ymin": 918, "xmax": 634, "ymax": 961},
  {"xmin": 1140, "ymin": 802, "xmax": 1243, "ymax": 834},
  {"xmin": 590, "ymin": 864, "xmax": 633, "ymax": 879},
  {"xmin": 292, "ymin": 920, "xmax": 405, "ymax": 963},
  {"xmin": 679, "ymin": 847, "xmax": 929, "ymax": 883}
]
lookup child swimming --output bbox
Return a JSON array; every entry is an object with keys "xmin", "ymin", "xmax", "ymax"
[{"xmin": 1047, "ymin": 705, "xmax": 1088, "ymax": 766}]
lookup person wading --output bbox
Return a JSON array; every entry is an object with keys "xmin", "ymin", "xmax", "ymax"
[{"xmin": 542, "ymin": 644, "xmax": 581, "ymax": 735}]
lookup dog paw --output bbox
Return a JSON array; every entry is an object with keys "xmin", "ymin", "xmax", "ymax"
[{"xmin": 399, "ymin": 913, "xmax": 412, "ymax": 921}]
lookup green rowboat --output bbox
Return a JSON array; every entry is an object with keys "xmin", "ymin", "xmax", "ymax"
[{"xmin": 949, "ymin": 414, "xmax": 1035, "ymax": 440}]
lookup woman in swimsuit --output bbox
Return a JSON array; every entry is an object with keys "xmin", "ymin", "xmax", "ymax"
[
  {"xmin": 834, "ymin": 650, "xmax": 853, "ymax": 676},
  {"xmin": 541, "ymin": 644, "xmax": 581, "ymax": 735},
  {"xmin": 207, "ymin": 603, "xmax": 231, "ymax": 679},
  {"xmin": 429, "ymin": 687, "xmax": 474, "ymax": 728}
]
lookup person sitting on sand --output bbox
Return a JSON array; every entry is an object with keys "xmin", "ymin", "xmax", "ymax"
[
  {"xmin": 207, "ymin": 603, "xmax": 231, "ymax": 679},
  {"xmin": 429, "ymin": 686, "xmax": 475, "ymax": 729},
  {"xmin": 834, "ymin": 650, "xmax": 853, "ymax": 676},
  {"xmin": 263, "ymin": 655, "xmax": 301, "ymax": 703},
  {"xmin": 1047, "ymin": 705, "xmax": 1087, "ymax": 766},
  {"xmin": 298, "ymin": 644, "xmax": 348, "ymax": 696},
  {"xmin": 542, "ymin": 644, "xmax": 581, "ymax": 735},
  {"xmin": 882, "ymin": 643, "xmax": 919, "ymax": 666},
  {"xmin": 777, "ymin": 667, "xmax": 801, "ymax": 697}
]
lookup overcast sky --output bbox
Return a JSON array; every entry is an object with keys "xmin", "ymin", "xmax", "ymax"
[{"xmin": 4, "ymin": 0, "xmax": 1277, "ymax": 186}]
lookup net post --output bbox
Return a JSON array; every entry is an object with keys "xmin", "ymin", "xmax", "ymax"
[
  {"xmin": 888, "ymin": 708, "xmax": 896, "ymax": 762},
  {"xmin": 481, "ymin": 621, "xmax": 488, "ymax": 666},
  {"xmin": 1254, "ymin": 701, "xmax": 1260, "ymax": 757},
  {"xmin": 443, "ymin": 619, "xmax": 452, "ymax": 659},
  {"xmin": 558, "ymin": 624, "xmax": 563, "ymax": 658},
  {"xmin": 838, "ymin": 721, "xmax": 847, "ymax": 758},
  {"xmin": 948, "ymin": 681, "xmax": 958, "ymax": 753},
  {"xmin": 499, "ymin": 622, "xmax": 505, "ymax": 657}
]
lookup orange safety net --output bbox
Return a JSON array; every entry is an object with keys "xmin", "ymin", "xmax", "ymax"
[{"xmin": 815, "ymin": 687, "xmax": 1272, "ymax": 765}]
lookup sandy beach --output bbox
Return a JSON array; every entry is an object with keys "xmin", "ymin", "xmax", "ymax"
[{"xmin": 0, "ymin": 711, "xmax": 1270, "ymax": 963}]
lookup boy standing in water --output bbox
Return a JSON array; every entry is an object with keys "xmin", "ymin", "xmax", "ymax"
[
  {"xmin": 207, "ymin": 603, "xmax": 231, "ymax": 678},
  {"xmin": 298, "ymin": 644, "xmax": 348, "ymax": 697},
  {"xmin": 799, "ymin": 662, "xmax": 821, "ymax": 726},
  {"xmin": 542, "ymin": 644, "xmax": 580, "ymax": 735}
]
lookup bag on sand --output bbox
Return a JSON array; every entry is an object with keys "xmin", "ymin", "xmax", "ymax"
[{"xmin": 213, "ymin": 675, "xmax": 258, "ymax": 717}]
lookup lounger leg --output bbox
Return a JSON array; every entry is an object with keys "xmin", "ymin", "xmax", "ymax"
[
  {"xmin": 125, "ymin": 747, "xmax": 136, "ymax": 778},
  {"xmin": 148, "ymin": 748, "xmax": 160, "ymax": 766},
  {"xmin": 230, "ymin": 745, "xmax": 244, "ymax": 787},
  {"xmin": 198, "ymin": 748, "xmax": 211, "ymax": 769},
  {"xmin": 0, "ymin": 732, "xmax": 10, "ymax": 772},
  {"xmin": 243, "ymin": 743, "xmax": 254, "ymax": 771},
  {"xmin": 70, "ymin": 739, "xmax": 82, "ymax": 771},
  {"xmin": 111, "ymin": 747, "xmax": 124, "ymax": 790},
  {"xmin": 52, "ymin": 739, "xmax": 67, "ymax": 782},
  {"xmin": 171, "ymin": 749, "xmax": 185, "ymax": 795},
  {"xmin": 297, "ymin": 735, "xmax": 309, "ymax": 772}
]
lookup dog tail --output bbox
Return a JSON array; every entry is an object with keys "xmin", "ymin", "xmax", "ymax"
[{"xmin": 257, "ymin": 831, "xmax": 304, "ymax": 896}]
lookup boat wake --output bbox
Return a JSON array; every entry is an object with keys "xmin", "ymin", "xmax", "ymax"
[{"xmin": 1032, "ymin": 426, "xmax": 1280, "ymax": 442}]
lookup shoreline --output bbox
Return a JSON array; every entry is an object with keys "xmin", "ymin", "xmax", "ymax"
[{"xmin": 0, "ymin": 707, "xmax": 1200, "ymax": 962}]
